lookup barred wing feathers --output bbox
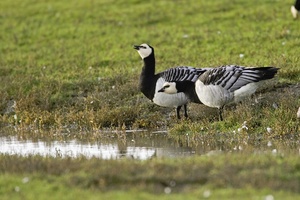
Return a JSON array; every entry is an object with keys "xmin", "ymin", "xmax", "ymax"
[
  {"xmin": 161, "ymin": 66, "xmax": 208, "ymax": 82},
  {"xmin": 199, "ymin": 65, "xmax": 278, "ymax": 92}
]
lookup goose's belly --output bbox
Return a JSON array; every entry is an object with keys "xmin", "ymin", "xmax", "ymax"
[{"xmin": 152, "ymin": 78, "xmax": 188, "ymax": 107}]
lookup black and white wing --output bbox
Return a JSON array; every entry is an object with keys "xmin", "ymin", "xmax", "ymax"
[
  {"xmin": 199, "ymin": 65, "xmax": 278, "ymax": 92},
  {"xmin": 161, "ymin": 66, "xmax": 208, "ymax": 82}
]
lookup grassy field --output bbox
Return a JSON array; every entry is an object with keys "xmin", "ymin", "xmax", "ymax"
[
  {"xmin": 0, "ymin": 0, "xmax": 300, "ymax": 199},
  {"xmin": 0, "ymin": 0, "xmax": 299, "ymax": 131}
]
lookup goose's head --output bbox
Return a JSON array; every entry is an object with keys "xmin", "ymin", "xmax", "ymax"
[
  {"xmin": 158, "ymin": 82, "xmax": 178, "ymax": 94},
  {"xmin": 133, "ymin": 43, "xmax": 153, "ymax": 59}
]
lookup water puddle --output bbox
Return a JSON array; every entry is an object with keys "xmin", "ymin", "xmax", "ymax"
[
  {"xmin": 0, "ymin": 132, "xmax": 194, "ymax": 159},
  {"xmin": 0, "ymin": 131, "xmax": 299, "ymax": 159}
]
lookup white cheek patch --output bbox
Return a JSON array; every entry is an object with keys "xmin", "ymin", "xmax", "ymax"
[
  {"xmin": 138, "ymin": 47, "xmax": 152, "ymax": 59},
  {"xmin": 167, "ymin": 82, "xmax": 177, "ymax": 94}
]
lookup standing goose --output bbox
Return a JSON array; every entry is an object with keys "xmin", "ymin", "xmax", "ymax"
[
  {"xmin": 134, "ymin": 43, "xmax": 208, "ymax": 119},
  {"xmin": 158, "ymin": 65, "xmax": 279, "ymax": 121}
]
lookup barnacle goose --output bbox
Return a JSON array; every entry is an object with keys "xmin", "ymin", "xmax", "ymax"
[
  {"xmin": 158, "ymin": 65, "xmax": 279, "ymax": 121},
  {"xmin": 133, "ymin": 43, "xmax": 208, "ymax": 119}
]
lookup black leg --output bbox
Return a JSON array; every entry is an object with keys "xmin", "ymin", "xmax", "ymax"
[
  {"xmin": 295, "ymin": 0, "xmax": 300, "ymax": 10},
  {"xmin": 183, "ymin": 104, "xmax": 188, "ymax": 118},
  {"xmin": 218, "ymin": 107, "xmax": 224, "ymax": 121},
  {"xmin": 176, "ymin": 106, "xmax": 182, "ymax": 119}
]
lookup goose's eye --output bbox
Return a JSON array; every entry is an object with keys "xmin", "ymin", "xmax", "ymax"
[
  {"xmin": 164, "ymin": 85, "xmax": 170, "ymax": 89},
  {"xmin": 141, "ymin": 46, "xmax": 147, "ymax": 49}
]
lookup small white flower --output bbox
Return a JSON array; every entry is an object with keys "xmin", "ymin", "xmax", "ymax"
[
  {"xmin": 272, "ymin": 103, "xmax": 279, "ymax": 109},
  {"xmin": 272, "ymin": 149, "xmax": 277, "ymax": 154},
  {"xmin": 164, "ymin": 187, "xmax": 172, "ymax": 194},
  {"xmin": 297, "ymin": 107, "xmax": 300, "ymax": 118},
  {"xmin": 182, "ymin": 34, "xmax": 189, "ymax": 38},
  {"xmin": 265, "ymin": 194, "xmax": 274, "ymax": 200},
  {"xmin": 239, "ymin": 54, "xmax": 244, "ymax": 58},
  {"xmin": 267, "ymin": 141, "xmax": 272, "ymax": 147},
  {"xmin": 203, "ymin": 190, "xmax": 211, "ymax": 198},
  {"xmin": 15, "ymin": 186, "xmax": 20, "ymax": 192},
  {"xmin": 22, "ymin": 177, "xmax": 30, "ymax": 184},
  {"xmin": 267, "ymin": 127, "xmax": 272, "ymax": 133}
]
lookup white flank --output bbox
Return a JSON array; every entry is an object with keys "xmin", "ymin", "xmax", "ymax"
[
  {"xmin": 195, "ymin": 80, "xmax": 233, "ymax": 109},
  {"xmin": 196, "ymin": 79, "xmax": 262, "ymax": 108},
  {"xmin": 153, "ymin": 78, "xmax": 188, "ymax": 107},
  {"xmin": 233, "ymin": 82, "xmax": 258, "ymax": 102}
]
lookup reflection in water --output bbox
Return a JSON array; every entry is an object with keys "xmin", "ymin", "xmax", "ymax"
[
  {"xmin": 0, "ymin": 134, "xmax": 194, "ymax": 160},
  {"xmin": 0, "ymin": 132, "xmax": 299, "ymax": 160}
]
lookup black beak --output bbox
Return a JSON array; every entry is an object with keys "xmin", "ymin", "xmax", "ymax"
[
  {"xmin": 158, "ymin": 88, "xmax": 164, "ymax": 93},
  {"xmin": 133, "ymin": 45, "xmax": 140, "ymax": 50}
]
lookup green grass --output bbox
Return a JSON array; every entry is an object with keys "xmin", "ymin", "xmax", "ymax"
[
  {"xmin": 0, "ymin": 0, "xmax": 300, "ymax": 199},
  {"xmin": 3, "ymin": 173, "xmax": 299, "ymax": 200},
  {"xmin": 0, "ymin": 154, "xmax": 300, "ymax": 199},
  {"xmin": 1, "ymin": 175, "xmax": 299, "ymax": 200}
]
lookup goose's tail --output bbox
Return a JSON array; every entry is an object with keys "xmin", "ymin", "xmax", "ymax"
[{"xmin": 252, "ymin": 67, "xmax": 279, "ymax": 80}]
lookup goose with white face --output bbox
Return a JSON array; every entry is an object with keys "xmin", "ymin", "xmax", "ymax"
[
  {"xmin": 158, "ymin": 82, "xmax": 178, "ymax": 94},
  {"xmin": 133, "ymin": 43, "xmax": 153, "ymax": 59}
]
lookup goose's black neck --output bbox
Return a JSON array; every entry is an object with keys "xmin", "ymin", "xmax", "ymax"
[
  {"xmin": 175, "ymin": 81, "xmax": 194, "ymax": 92},
  {"xmin": 176, "ymin": 81, "xmax": 201, "ymax": 104},
  {"xmin": 141, "ymin": 52, "xmax": 155, "ymax": 75},
  {"xmin": 139, "ymin": 52, "xmax": 157, "ymax": 100}
]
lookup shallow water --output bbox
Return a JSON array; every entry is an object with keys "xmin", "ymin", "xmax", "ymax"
[
  {"xmin": 0, "ymin": 131, "xmax": 299, "ymax": 159},
  {"xmin": 0, "ymin": 132, "xmax": 194, "ymax": 159}
]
